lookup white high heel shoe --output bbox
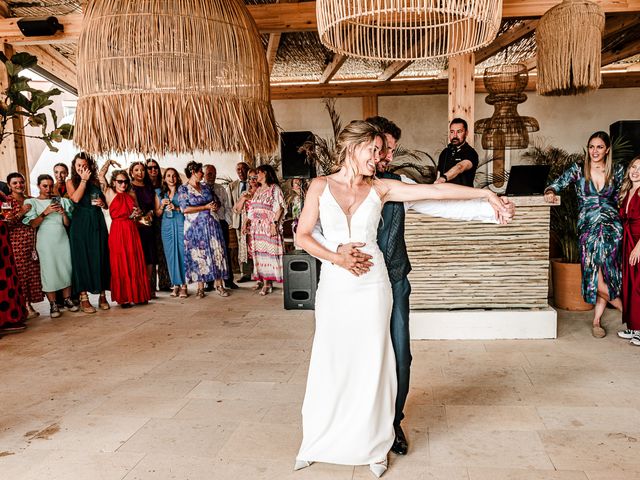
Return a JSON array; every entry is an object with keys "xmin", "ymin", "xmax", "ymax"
[
  {"xmin": 293, "ymin": 460, "xmax": 313, "ymax": 471},
  {"xmin": 369, "ymin": 458, "xmax": 388, "ymax": 478}
]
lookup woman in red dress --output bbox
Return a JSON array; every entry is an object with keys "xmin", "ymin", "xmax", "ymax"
[
  {"xmin": 99, "ymin": 163, "xmax": 150, "ymax": 308},
  {"xmin": 0, "ymin": 191, "xmax": 27, "ymax": 334},
  {"xmin": 619, "ymin": 156, "xmax": 640, "ymax": 344},
  {"xmin": 5, "ymin": 173, "xmax": 44, "ymax": 319}
]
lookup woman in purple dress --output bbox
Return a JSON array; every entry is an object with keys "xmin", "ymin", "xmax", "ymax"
[
  {"xmin": 130, "ymin": 161, "xmax": 159, "ymax": 298},
  {"xmin": 177, "ymin": 161, "xmax": 230, "ymax": 298}
]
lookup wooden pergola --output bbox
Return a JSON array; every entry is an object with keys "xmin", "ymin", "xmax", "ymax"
[{"xmin": 1, "ymin": 0, "xmax": 639, "ymax": 179}]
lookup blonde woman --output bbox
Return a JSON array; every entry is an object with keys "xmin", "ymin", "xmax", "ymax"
[
  {"xmin": 545, "ymin": 131, "xmax": 624, "ymax": 338},
  {"xmin": 294, "ymin": 120, "xmax": 506, "ymax": 477}
]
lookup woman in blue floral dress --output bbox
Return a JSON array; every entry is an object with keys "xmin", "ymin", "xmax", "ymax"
[
  {"xmin": 545, "ymin": 131, "xmax": 624, "ymax": 338},
  {"xmin": 178, "ymin": 161, "xmax": 230, "ymax": 298}
]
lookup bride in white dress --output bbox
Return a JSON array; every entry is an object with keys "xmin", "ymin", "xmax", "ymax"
[{"xmin": 294, "ymin": 121, "xmax": 506, "ymax": 477}]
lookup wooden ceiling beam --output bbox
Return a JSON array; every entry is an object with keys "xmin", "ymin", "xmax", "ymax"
[
  {"xmin": 271, "ymin": 71, "xmax": 640, "ymax": 100},
  {"xmin": 378, "ymin": 61, "xmax": 413, "ymax": 81},
  {"xmin": 265, "ymin": 0, "xmax": 299, "ymax": 75},
  {"xmin": 14, "ymin": 44, "xmax": 77, "ymax": 91},
  {"xmin": 602, "ymin": 37, "xmax": 640, "ymax": 66},
  {"xmin": 319, "ymin": 53, "xmax": 347, "ymax": 84},
  {"xmin": 475, "ymin": 19, "xmax": 539, "ymax": 65},
  {"xmin": 2, "ymin": 1, "xmax": 640, "ymax": 46}
]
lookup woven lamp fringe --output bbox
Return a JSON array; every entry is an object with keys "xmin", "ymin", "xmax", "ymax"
[{"xmin": 536, "ymin": 0, "xmax": 605, "ymax": 96}]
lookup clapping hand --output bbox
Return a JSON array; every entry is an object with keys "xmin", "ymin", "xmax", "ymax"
[
  {"xmin": 487, "ymin": 194, "xmax": 515, "ymax": 225},
  {"xmin": 335, "ymin": 242, "xmax": 374, "ymax": 277}
]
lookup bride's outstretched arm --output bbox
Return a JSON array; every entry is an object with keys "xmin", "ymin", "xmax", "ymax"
[{"xmin": 378, "ymin": 178, "xmax": 510, "ymax": 218}]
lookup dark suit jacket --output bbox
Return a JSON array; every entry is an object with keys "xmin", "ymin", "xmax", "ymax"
[
  {"xmin": 377, "ymin": 171, "xmax": 411, "ymax": 284},
  {"xmin": 0, "ymin": 181, "xmax": 9, "ymax": 195}
]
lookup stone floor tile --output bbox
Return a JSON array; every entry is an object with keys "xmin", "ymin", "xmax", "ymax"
[
  {"xmin": 537, "ymin": 406, "xmax": 640, "ymax": 431},
  {"xmin": 467, "ymin": 467, "xmax": 588, "ymax": 480},
  {"xmin": 20, "ymin": 450, "xmax": 145, "ymax": 480},
  {"xmin": 446, "ymin": 405, "xmax": 545, "ymax": 431}
]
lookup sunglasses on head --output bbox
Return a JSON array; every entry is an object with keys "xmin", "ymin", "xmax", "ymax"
[
  {"xmin": 115, "ymin": 179, "xmax": 130, "ymax": 185},
  {"xmin": 146, "ymin": 165, "xmax": 159, "ymax": 171}
]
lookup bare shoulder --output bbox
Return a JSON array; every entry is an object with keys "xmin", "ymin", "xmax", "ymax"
[{"xmin": 308, "ymin": 176, "xmax": 329, "ymax": 194}]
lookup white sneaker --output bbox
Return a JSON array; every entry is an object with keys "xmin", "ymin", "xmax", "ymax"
[
  {"xmin": 630, "ymin": 335, "xmax": 640, "ymax": 346},
  {"xmin": 618, "ymin": 329, "xmax": 639, "ymax": 339}
]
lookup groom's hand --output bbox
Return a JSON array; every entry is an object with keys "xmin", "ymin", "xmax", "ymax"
[{"xmin": 336, "ymin": 242, "xmax": 373, "ymax": 276}]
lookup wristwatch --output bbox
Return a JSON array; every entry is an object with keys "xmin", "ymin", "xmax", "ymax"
[{"xmin": 442, "ymin": 174, "xmax": 449, "ymax": 182}]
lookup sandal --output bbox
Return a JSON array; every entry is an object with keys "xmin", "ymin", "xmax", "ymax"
[
  {"xmin": 179, "ymin": 286, "xmax": 188, "ymax": 298},
  {"xmin": 98, "ymin": 294, "xmax": 110, "ymax": 310},
  {"xmin": 196, "ymin": 288, "xmax": 205, "ymax": 299},
  {"xmin": 259, "ymin": 285, "xmax": 273, "ymax": 296},
  {"xmin": 170, "ymin": 286, "xmax": 180, "ymax": 297},
  {"xmin": 216, "ymin": 286, "xmax": 230, "ymax": 297},
  {"xmin": 592, "ymin": 324, "xmax": 606, "ymax": 338},
  {"xmin": 79, "ymin": 293, "xmax": 96, "ymax": 314},
  {"xmin": 252, "ymin": 282, "xmax": 264, "ymax": 291}
]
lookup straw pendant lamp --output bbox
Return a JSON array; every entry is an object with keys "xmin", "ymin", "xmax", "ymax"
[
  {"xmin": 75, "ymin": 0, "xmax": 278, "ymax": 157},
  {"xmin": 536, "ymin": 0, "xmax": 605, "ymax": 96},
  {"xmin": 316, "ymin": 0, "xmax": 503, "ymax": 61}
]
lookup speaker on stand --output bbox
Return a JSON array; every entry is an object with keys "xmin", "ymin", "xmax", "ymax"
[{"xmin": 283, "ymin": 250, "xmax": 320, "ymax": 310}]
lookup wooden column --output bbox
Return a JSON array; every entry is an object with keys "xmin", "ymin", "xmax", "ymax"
[
  {"xmin": 448, "ymin": 53, "xmax": 475, "ymax": 144},
  {"xmin": 362, "ymin": 95, "xmax": 378, "ymax": 119},
  {"xmin": 0, "ymin": 43, "xmax": 28, "ymax": 183}
]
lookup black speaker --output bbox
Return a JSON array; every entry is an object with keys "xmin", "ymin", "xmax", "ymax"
[
  {"xmin": 283, "ymin": 250, "xmax": 320, "ymax": 310},
  {"xmin": 281, "ymin": 131, "xmax": 316, "ymax": 179},
  {"xmin": 17, "ymin": 17, "xmax": 64, "ymax": 37},
  {"xmin": 610, "ymin": 120, "xmax": 640, "ymax": 163}
]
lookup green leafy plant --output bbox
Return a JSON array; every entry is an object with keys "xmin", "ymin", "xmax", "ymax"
[{"xmin": 0, "ymin": 51, "xmax": 73, "ymax": 152}]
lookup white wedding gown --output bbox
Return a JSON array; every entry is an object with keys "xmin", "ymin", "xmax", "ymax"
[{"xmin": 297, "ymin": 182, "xmax": 396, "ymax": 466}]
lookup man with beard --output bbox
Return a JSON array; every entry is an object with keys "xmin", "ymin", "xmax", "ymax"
[{"xmin": 435, "ymin": 118, "xmax": 479, "ymax": 187}]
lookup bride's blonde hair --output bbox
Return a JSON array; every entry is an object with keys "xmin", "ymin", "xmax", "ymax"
[{"xmin": 332, "ymin": 120, "xmax": 386, "ymax": 184}]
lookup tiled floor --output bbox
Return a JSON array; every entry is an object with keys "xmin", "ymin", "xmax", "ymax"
[{"xmin": 2, "ymin": 286, "xmax": 640, "ymax": 480}]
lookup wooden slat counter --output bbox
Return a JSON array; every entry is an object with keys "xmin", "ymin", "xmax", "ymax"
[{"xmin": 405, "ymin": 196, "xmax": 552, "ymax": 310}]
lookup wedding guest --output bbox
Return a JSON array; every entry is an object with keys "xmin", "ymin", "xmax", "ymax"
[
  {"xmin": 0, "ymin": 191, "xmax": 27, "ymax": 333},
  {"xmin": 146, "ymin": 158, "xmax": 171, "ymax": 292},
  {"xmin": 178, "ymin": 161, "xmax": 230, "ymax": 298},
  {"xmin": 618, "ymin": 156, "xmax": 640, "ymax": 344},
  {"xmin": 99, "ymin": 162, "xmax": 150, "ymax": 307},
  {"xmin": 24, "ymin": 175, "xmax": 78, "ymax": 318},
  {"xmin": 204, "ymin": 164, "xmax": 237, "ymax": 290},
  {"xmin": 155, "ymin": 168, "xmax": 187, "ymax": 298},
  {"xmin": 233, "ymin": 168, "xmax": 260, "ymax": 289},
  {"xmin": 545, "ymin": 131, "xmax": 624, "ymax": 338},
  {"xmin": 5, "ymin": 173, "xmax": 43, "ymax": 319},
  {"xmin": 130, "ymin": 161, "xmax": 159, "ymax": 297},
  {"xmin": 247, "ymin": 164, "xmax": 285, "ymax": 295},
  {"xmin": 67, "ymin": 152, "xmax": 111, "ymax": 313},
  {"xmin": 228, "ymin": 161, "xmax": 252, "ymax": 282},
  {"xmin": 53, "ymin": 163, "xmax": 69, "ymax": 197}
]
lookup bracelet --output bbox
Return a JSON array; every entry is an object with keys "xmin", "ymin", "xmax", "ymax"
[
  {"xmin": 80, "ymin": 179, "xmax": 87, "ymax": 183},
  {"xmin": 442, "ymin": 174, "xmax": 448, "ymax": 182}
]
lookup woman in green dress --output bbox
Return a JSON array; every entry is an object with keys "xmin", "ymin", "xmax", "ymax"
[
  {"xmin": 24, "ymin": 175, "xmax": 79, "ymax": 318},
  {"xmin": 66, "ymin": 152, "xmax": 111, "ymax": 313}
]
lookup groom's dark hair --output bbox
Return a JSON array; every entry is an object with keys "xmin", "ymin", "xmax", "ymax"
[{"xmin": 365, "ymin": 116, "xmax": 402, "ymax": 142}]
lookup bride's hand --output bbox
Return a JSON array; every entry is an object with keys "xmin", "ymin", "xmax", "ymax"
[
  {"xmin": 335, "ymin": 242, "xmax": 373, "ymax": 276},
  {"xmin": 487, "ymin": 193, "xmax": 514, "ymax": 225}
]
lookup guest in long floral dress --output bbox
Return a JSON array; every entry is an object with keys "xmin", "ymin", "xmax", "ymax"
[
  {"xmin": 247, "ymin": 164, "xmax": 285, "ymax": 296},
  {"xmin": 545, "ymin": 131, "xmax": 624, "ymax": 338},
  {"xmin": 178, "ymin": 161, "xmax": 230, "ymax": 298},
  {"xmin": 232, "ymin": 168, "xmax": 260, "ymax": 288},
  {"xmin": 5, "ymin": 173, "xmax": 43, "ymax": 319},
  {"xmin": 0, "ymin": 191, "xmax": 27, "ymax": 333},
  {"xmin": 618, "ymin": 156, "xmax": 640, "ymax": 344}
]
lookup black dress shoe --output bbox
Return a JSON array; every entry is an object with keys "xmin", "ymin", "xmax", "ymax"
[
  {"xmin": 225, "ymin": 281, "xmax": 239, "ymax": 290},
  {"xmin": 237, "ymin": 275, "xmax": 252, "ymax": 283},
  {"xmin": 391, "ymin": 424, "xmax": 408, "ymax": 455}
]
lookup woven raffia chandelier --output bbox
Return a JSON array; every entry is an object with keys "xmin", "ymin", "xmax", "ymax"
[
  {"xmin": 75, "ymin": 0, "xmax": 278, "ymax": 157},
  {"xmin": 536, "ymin": 0, "xmax": 605, "ymax": 96},
  {"xmin": 316, "ymin": 0, "xmax": 503, "ymax": 61},
  {"xmin": 475, "ymin": 64, "xmax": 539, "ymax": 150}
]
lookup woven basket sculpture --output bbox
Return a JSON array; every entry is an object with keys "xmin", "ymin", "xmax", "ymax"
[
  {"xmin": 316, "ymin": 0, "xmax": 503, "ymax": 61},
  {"xmin": 536, "ymin": 0, "xmax": 605, "ymax": 96},
  {"xmin": 75, "ymin": 0, "xmax": 278, "ymax": 156},
  {"xmin": 475, "ymin": 64, "xmax": 539, "ymax": 150}
]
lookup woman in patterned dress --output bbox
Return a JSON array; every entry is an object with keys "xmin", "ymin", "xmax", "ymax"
[
  {"xmin": 5, "ymin": 173, "xmax": 43, "ymax": 319},
  {"xmin": 247, "ymin": 164, "xmax": 285, "ymax": 296},
  {"xmin": 177, "ymin": 161, "xmax": 230, "ymax": 298},
  {"xmin": 0, "ymin": 191, "xmax": 27, "ymax": 333},
  {"xmin": 545, "ymin": 131, "xmax": 624, "ymax": 338},
  {"xmin": 232, "ymin": 168, "xmax": 260, "ymax": 288}
]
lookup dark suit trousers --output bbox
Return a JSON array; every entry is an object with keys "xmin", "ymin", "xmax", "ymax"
[{"xmin": 390, "ymin": 276, "xmax": 412, "ymax": 426}]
